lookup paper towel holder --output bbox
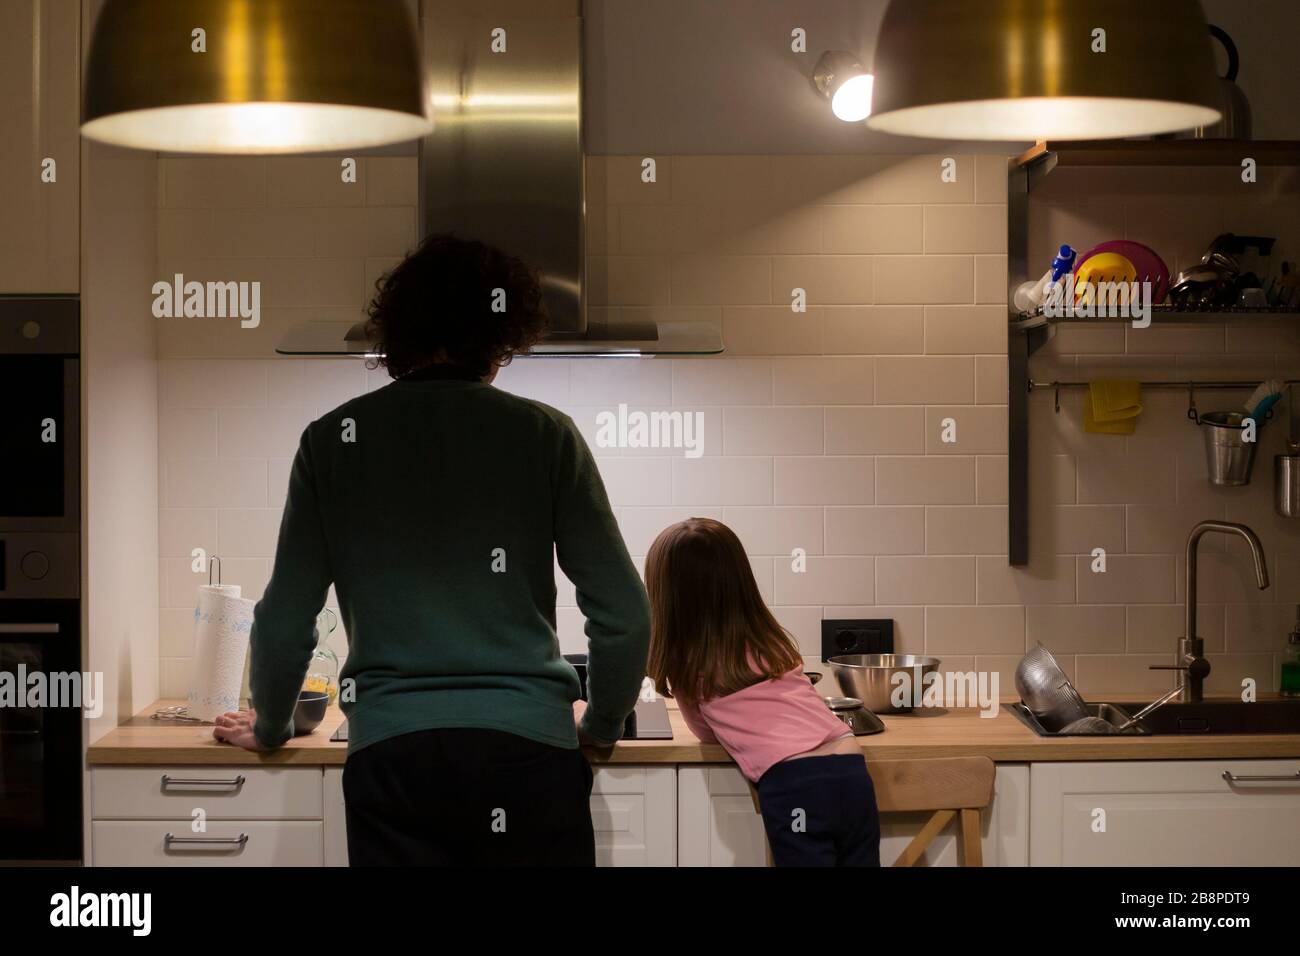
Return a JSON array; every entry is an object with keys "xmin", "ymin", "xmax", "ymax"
[{"xmin": 209, "ymin": 555, "xmax": 222, "ymax": 587}]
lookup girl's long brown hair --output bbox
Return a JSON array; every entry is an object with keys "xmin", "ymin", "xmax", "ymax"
[{"xmin": 645, "ymin": 518, "xmax": 802, "ymax": 705}]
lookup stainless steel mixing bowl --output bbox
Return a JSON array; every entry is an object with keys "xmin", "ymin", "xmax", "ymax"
[{"xmin": 827, "ymin": 654, "xmax": 941, "ymax": 713}]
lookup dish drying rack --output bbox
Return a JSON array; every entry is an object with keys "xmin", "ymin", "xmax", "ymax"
[{"xmin": 1007, "ymin": 138, "xmax": 1300, "ymax": 566}]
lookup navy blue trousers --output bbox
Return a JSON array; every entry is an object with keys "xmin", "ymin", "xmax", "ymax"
[{"xmin": 756, "ymin": 754, "xmax": 881, "ymax": 867}]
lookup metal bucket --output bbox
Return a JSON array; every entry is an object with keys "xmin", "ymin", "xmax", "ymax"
[{"xmin": 1201, "ymin": 411, "xmax": 1257, "ymax": 486}]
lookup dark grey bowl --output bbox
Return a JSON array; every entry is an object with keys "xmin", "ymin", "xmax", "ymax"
[{"xmin": 293, "ymin": 691, "xmax": 330, "ymax": 736}]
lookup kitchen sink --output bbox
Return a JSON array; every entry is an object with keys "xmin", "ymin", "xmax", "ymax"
[
  {"xmin": 1009, "ymin": 698, "xmax": 1300, "ymax": 736},
  {"xmin": 1097, "ymin": 698, "xmax": 1300, "ymax": 735}
]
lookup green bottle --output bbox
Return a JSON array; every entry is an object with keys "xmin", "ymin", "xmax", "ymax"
[{"xmin": 1282, "ymin": 607, "xmax": 1300, "ymax": 698}]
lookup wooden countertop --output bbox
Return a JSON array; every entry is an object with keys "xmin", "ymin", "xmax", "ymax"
[{"xmin": 85, "ymin": 698, "xmax": 1300, "ymax": 766}]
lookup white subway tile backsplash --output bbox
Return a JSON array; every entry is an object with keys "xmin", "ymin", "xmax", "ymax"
[
  {"xmin": 875, "ymin": 357, "xmax": 975, "ymax": 404},
  {"xmin": 153, "ymin": 152, "xmax": 1295, "ymax": 682},
  {"xmin": 724, "ymin": 406, "xmax": 824, "ymax": 455},
  {"xmin": 824, "ymin": 406, "xmax": 925, "ymax": 455},
  {"xmin": 824, "ymin": 506, "xmax": 925, "ymax": 555},
  {"xmin": 774, "ymin": 556, "xmax": 874, "ymax": 605},
  {"xmin": 722, "ymin": 506, "xmax": 823, "ymax": 555},
  {"xmin": 773, "ymin": 457, "xmax": 873, "ymax": 505},
  {"xmin": 926, "ymin": 605, "xmax": 1024, "ymax": 656},
  {"xmin": 822, "ymin": 306, "xmax": 924, "ymax": 355},
  {"xmin": 876, "ymin": 457, "xmax": 975, "ymax": 505},
  {"xmin": 874, "ymin": 255, "xmax": 972, "ymax": 305},
  {"xmin": 771, "ymin": 256, "xmax": 873, "ymax": 306},
  {"xmin": 672, "ymin": 456, "xmax": 772, "ymax": 505},
  {"xmin": 923, "ymin": 205, "xmax": 1006, "ymax": 255},
  {"xmin": 594, "ymin": 458, "xmax": 673, "ymax": 507},
  {"xmin": 570, "ymin": 358, "xmax": 672, "ymax": 405},
  {"xmin": 877, "ymin": 556, "xmax": 976, "ymax": 605},
  {"xmin": 773, "ymin": 357, "xmax": 874, "ymax": 405},
  {"xmin": 672, "ymin": 358, "xmax": 771, "ymax": 404}
]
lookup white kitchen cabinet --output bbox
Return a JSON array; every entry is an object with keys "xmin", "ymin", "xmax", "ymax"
[
  {"xmin": 1030, "ymin": 759, "xmax": 1300, "ymax": 866},
  {"xmin": 0, "ymin": 0, "xmax": 80, "ymax": 292},
  {"xmin": 677, "ymin": 763, "xmax": 1030, "ymax": 867},
  {"xmin": 319, "ymin": 765, "xmax": 676, "ymax": 867},
  {"xmin": 591, "ymin": 766, "xmax": 677, "ymax": 866}
]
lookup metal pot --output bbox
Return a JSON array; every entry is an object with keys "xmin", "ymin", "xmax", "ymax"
[{"xmin": 827, "ymin": 654, "xmax": 940, "ymax": 713}]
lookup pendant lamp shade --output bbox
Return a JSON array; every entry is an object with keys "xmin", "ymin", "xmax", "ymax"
[
  {"xmin": 82, "ymin": 0, "xmax": 432, "ymax": 154},
  {"xmin": 866, "ymin": 0, "xmax": 1222, "ymax": 141}
]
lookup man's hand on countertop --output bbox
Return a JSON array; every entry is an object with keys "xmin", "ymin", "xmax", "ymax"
[{"xmin": 213, "ymin": 709, "xmax": 269, "ymax": 751}]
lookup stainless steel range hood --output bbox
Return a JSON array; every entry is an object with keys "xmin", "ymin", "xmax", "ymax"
[{"xmin": 278, "ymin": 0, "xmax": 721, "ymax": 358}]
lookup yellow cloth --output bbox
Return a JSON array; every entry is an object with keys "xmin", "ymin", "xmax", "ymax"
[{"xmin": 1084, "ymin": 379, "xmax": 1143, "ymax": 435}]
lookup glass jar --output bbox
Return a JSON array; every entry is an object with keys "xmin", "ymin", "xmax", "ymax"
[{"xmin": 304, "ymin": 608, "xmax": 340, "ymax": 704}]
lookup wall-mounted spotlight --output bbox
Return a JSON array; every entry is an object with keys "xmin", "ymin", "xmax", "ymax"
[{"xmin": 813, "ymin": 51, "xmax": 874, "ymax": 123}]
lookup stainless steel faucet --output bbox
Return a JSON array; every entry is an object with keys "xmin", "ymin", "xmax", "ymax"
[{"xmin": 1156, "ymin": 521, "xmax": 1270, "ymax": 703}]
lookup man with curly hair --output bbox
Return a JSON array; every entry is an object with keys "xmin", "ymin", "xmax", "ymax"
[{"xmin": 212, "ymin": 234, "xmax": 650, "ymax": 867}]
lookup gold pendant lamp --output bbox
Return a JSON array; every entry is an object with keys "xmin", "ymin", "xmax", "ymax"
[
  {"xmin": 82, "ymin": 0, "xmax": 432, "ymax": 154},
  {"xmin": 866, "ymin": 0, "xmax": 1223, "ymax": 141}
]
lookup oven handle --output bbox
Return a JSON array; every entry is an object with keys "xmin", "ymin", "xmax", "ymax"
[{"xmin": 0, "ymin": 624, "xmax": 60, "ymax": 633}]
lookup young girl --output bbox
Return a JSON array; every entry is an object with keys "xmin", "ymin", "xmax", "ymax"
[{"xmin": 645, "ymin": 517, "xmax": 881, "ymax": 867}]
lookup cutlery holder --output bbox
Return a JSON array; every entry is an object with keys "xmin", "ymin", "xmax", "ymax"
[{"xmin": 1201, "ymin": 411, "xmax": 1257, "ymax": 486}]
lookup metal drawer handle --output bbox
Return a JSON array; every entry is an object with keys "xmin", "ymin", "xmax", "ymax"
[
  {"xmin": 0, "ymin": 623, "xmax": 59, "ymax": 633},
  {"xmin": 1222, "ymin": 770, "xmax": 1300, "ymax": 784},
  {"xmin": 160, "ymin": 774, "xmax": 246, "ymax": 792},
  {"xmin": 163, "ymin": 833, "xmax": 249, "ymax": 850}
]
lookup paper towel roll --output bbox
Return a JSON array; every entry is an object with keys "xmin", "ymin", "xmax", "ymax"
[{"xmin": 186, "ymin": 584, "xmax": 255, "ymax": 721}]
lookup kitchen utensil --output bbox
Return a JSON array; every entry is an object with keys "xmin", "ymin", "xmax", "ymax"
[
  {"xmin": 293, "ymin": 690, "xmax": 330, "ymax": 736},
  {"xmin": 822, "ymin": 696, "xmax": 886, "ymax": 735},
  {"xmin": 827, "ymin": 654, "xmax": 940, "ymax": 713},
  {"xmin": 1192, "ymin": 26, "xmax": 1252, "ymax": 139},
  {"xmin": 1114, "ymin": 685, "xmax": 1186, "ymax": 731},
  {"xmin": 1077, "ymin": 240, "xmax": 1170, "ymax": 304},
  {"xmin": 1274, "ymin": 450, "xmax": 1294, "ymax": 512},
  {"xmin": 1057, "ymin": 715, "xmax": 1120, "ymax": 734},
  {"xmin": 1200, "ymin": 410, "xmax": 1258, "ymax": 486},
  {"xmin": 805, "ymin": 670, "xmax": 823, "ymax": 686},
  {"xmin": 1073, "ymin": 252, "xmax": 1137, "ymax": 307},
  {"xmin": 1014, "ymin": 643, "xmax": 1088, "ymax": 732},
  {"xmin": 1275, "ymin": 386, "xmax": 1300, "ymax": 517}
]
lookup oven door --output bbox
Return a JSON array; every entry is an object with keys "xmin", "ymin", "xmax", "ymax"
[{"xmin": 0, "ymin": 600, "xmax": 83, "ymax": 862}]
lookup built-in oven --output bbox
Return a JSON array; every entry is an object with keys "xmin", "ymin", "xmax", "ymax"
[
  {"xmin": 0, "ymin": 296, "xmax": 81, "ymax": 863},
  {"xmin": 0, "ymin": 601, "xmax": 82, "ymax": 862}
]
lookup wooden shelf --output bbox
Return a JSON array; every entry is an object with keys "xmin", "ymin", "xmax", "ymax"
[{"xmin": 1016, "ymin": 139, "xmax": 1300, "ymax": 169}]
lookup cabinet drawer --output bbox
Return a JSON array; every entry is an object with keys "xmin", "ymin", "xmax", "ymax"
[
  {"xmin": 1031, "ymin": 759, "xmax": 1300, "ymax": 866},
  {"xmin": 92, "ymin": 767, "xmax": 323, "ymax": 820},
  {"xmin": 93, "ymin": 821, "xmax": 323, "ymax": 867}
]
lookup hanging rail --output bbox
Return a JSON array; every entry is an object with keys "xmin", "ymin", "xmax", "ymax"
[{"xmin": 1028, "ymin": 378, "xmax": 1300, "ymax": 417}]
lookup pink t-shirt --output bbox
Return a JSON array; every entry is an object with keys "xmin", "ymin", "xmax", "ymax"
[{"xmin": 676, "ymin": 666, "xmax": 852, "ymax": 782}]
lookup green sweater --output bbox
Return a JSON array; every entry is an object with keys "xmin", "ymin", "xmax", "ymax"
[{"xmin": 248, "ymin": 370, "xmax": 651, "ymax": 753}]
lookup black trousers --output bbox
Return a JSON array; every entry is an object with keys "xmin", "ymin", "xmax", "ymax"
[
  {"xmin": 756, "ymin": 754, "xmax": 882, "ymax": 867},
  {"xmin": 343, "ymin": 727, "xmax": 596, "ymax": 866}
]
